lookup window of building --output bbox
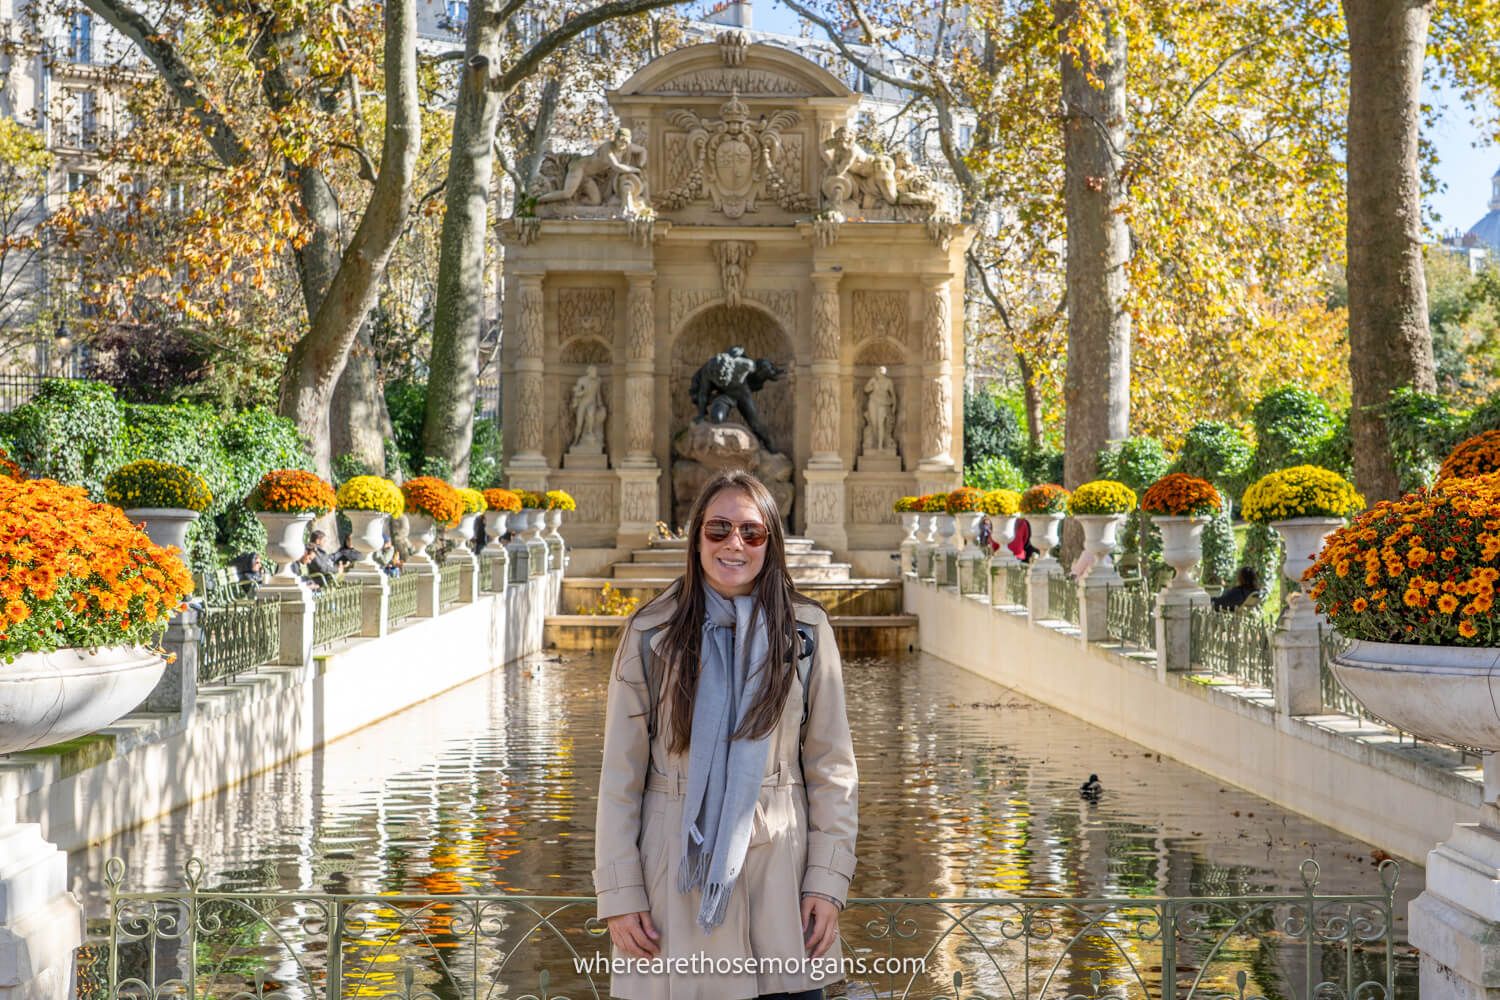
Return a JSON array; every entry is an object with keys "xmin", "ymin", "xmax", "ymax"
[
  {"xmin": 167, "ymin": 182, "xmax": 186, "ymax": 212},
  {"xmin": 960, "ymin": 123, "xmax": 973, "ymax": 150},
  {"xmin": 79, "ymin": 90, "xmax": 97, "ymax": 148},
  {"xmin": 442, "ymin": 0, "xmax": 468, "ymax": 32},
  {"xmin": 66, "ymin": 171, "xmax": 92, "ymax": 193},
  {"xmin": 69, "ymin": 11, "xmax": 93, "ymax": 64}
]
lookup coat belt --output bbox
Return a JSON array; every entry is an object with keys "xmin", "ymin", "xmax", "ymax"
[{"xmin": 646, "ymin": 760, "xmax": 800, "ymax": 797}]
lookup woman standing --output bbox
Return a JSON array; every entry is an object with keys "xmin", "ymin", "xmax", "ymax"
[{"xmin": 594, "ymin": 471, "xmax": 859, "ymax": 1000}]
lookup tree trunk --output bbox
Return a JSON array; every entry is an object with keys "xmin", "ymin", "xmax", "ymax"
[
  {"xmin": 1058, "ymin": 0, "xmax": 1130, "ymax": 490},
  {"xmin": 330, "ymin": 324, "xmax": 389, "ymax": 469},
  {"xmin": 1343, "ymin": 0, "xmax": 1436, "ymax": 502},
  {"xmin": 421, "ymin": 4, "xmax": 506, "ymax": 485},
  {"xmin": 1017, "ymin": 350, "xmax": 1044, "ymax": 449},
  {"xmin": 277, "ymin": 0, "xmax": 419, "ymax": 475}
]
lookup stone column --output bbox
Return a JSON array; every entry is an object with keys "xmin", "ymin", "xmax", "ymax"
[
  {"xmin": 348, "ymin": 566, "xmax": 390, "ymax": 638},
  {"xmin": 263, "ymin": 583, "xmax": 314, "ymax": 670},
  {"xmin": 803, "ymin": 271, "xmax": 849, "ymax": 553},
  {"xmin": 0, "ymin": 818, "xmax": 82, "ymax": 1000},
  {"xmin": 144, "ymin": 609, "xmax": 199, "ymax": 720},
  {"xmin": 1411, "ymin": 759, "xmax": 1500, "ymax": 1000},
  {"xmin": 1078, "ymin": 562, "xmax": 1122, "ymax": 645},
  {"xmin": 916, "ymin": 274, "xmax": 957, "ymax": 481},
  {"xmin": 617, "ymin": 272, "xmax": 662, "ymax": 547},
  {"xmin": 1154, "ymin": 598, "xmax": 1196, "ymax": 676},
  {"xmin": 508, "ymin": 273, "xmax": 549, "ymax": 491}
]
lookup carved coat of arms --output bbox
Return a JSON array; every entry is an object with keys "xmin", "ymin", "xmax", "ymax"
[{"xmin": 659, "ymin": 91, "xmax": 815, "ymax": 218}]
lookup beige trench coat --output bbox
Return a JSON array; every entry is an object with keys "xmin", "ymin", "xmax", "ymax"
[{"xmin": 592, "ymin": 586, "xmax": 859, "ymax": 1000}]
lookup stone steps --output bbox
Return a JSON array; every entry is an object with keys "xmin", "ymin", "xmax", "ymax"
[
  {"xmin": 544, "ymin": 613, "xmax": 917, "ymax": 657},
  {"xmin": 559, "ymin": 578, "xmax": 903, "ymax": 617},
  {"xmin": 611, "ymin": 561, "xmax": 853, "ymax": 582},
  {"xmin": 627, "ymin": 548, "xmax": 834, "ymax": 568}
]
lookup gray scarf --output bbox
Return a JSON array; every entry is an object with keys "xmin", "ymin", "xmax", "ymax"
[{"xmin": 676, "ymin": 583, "xmax": 775, "ymax": 931}]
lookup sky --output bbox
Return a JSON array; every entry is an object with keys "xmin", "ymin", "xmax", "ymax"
[{"xmin": 712, "ymin": 0, "xmax": 1500, "ymax": 236}]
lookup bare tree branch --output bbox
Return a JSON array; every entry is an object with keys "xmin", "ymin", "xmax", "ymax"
[{"xmin": 491, "ymin": 0, "xmax": 685, "ymax": 95}]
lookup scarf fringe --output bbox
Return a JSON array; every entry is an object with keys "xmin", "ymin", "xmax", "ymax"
[
  {"xmin": 697, "ymin": 879, "xmax": 734, "ymax": 931},
  {"xmin": 677, "ymin": 846, "xmax": 711, "ymax": 894}
]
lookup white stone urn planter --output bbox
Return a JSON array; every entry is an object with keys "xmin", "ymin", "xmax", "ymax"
[
  {"xmin": 1270, "ymin": 516, "xmax": 1344, "ymax": 631},
  {"xmin": 1074, "ymin": 513, "xmax": 1125, "ymax": 582},
  {"xmin": 1153, "ymin": 515, "xmax": 1208, "ymax": 594},
  {"xmin": 523, "ymin": 509, "xmax": 550, "ymax": 576},
  {"xmin": 545, "ymin": 508, "xmax": 567, "ymax": 570},
  {"xmin": 1023, "ymin": 512, "xmax": 1065, "ymax": 564},
  {"xmin": 0, "ymin": 645, "xmax": 166, "ymax": 755},
  {"xmin": 988, "ymin": 515, "xmax": 1019, "ymax": 567},
  {"xmin": 122, "ymin": 508, "xmax": 200, "ymax": 570},
  {"xmin": 1330, "ymin": 640, "xmax": 1500, "ymax": 750},
  {"xmin": 255, "ymin": 511, "xmax": 314, "ymax": 583},
  {"xmin": 447, "ymin": 511, "xmax": 480, "ymax": 550},
  {"xmin": 405, "ymin": 513, "xmax": 440, "ymax": 569},
  {"xmin": 899, "ymin": 512, "xmax": 921, "ymax": 575},
  {"xmin": 342, "ymin": 510, "xmax": 388, "ymax": 574},
  {"xmin": 482, "ymin": 510, "xmax": 511, "ymax": 555}
]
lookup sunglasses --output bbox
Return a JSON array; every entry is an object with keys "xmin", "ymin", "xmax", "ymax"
[{"xmin": 701, "ymin": 517, "xmax": 770, "ymax": 547}]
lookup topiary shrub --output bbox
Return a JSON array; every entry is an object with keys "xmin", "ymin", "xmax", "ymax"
[
  {"xmin": 964, "ymin": 455, "xmax": 1025, "ymax": 492},
  {"xmin": 1096, "ymin": 437, "xmax": 1172, "ymax": 492},
  {"xmin": 471, "ymin": 418, "xmax": 504, "ymax": 489},
  {"xmin": 963, "ymin": 387, "xmax": 1022, "ymax": 467},
  {"xmin": 1252, "ymin": 386, "xmax": 1337, "ymax": 477},
  {"xmin": 1174, "ymin": 421, "xmax": 1253, "ymax": 502},
  {"xmin": 0, "ymin": 379, "xmax": 124, "ymax": 497},
  {"xmin": 332, "ymin": 452, "xmax": 375, "ymax": 488},
  {"xmin": 1018, "ymin": 442, "xmax": 1064, "ymax": 487}
]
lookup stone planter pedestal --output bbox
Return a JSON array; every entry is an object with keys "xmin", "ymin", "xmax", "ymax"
[
  {"xmin": 446, "ymin": 513, "xmax": 481, "ymax": 604},
  {"xmin": 954, "ymin": 512, "xmax": 988, "ymax": 596},
  {"xmin": 899, "ymin": 512, "xmax": 921, "ymax": 577},
  {"xmin": 934, "ymin": 514, "xmax": 959, "ymax": 589},
  {"xmin": 1024, "ymin": 512, "xmax": 1064, "ymax": 622},
  {"xmin": 1152, "ymin": 515, "xmax": 1209, "ymax": 673},
  {"xmin": 545, "ymin": 509, "xmax": 567, "ymax": 573},
  {"xmin": 987, "ymin": 515, "xmax": 1019, "ymax": 608},
  {"xmin": 481, "ymin": 511, "xmax": 512, "ymax": 593},
  {"xmin": 522, "ymin": 509, "xmax": 550, "ymax": 578},
  {"xmin": 506, "ymin": 510, "xmax": 534, "ymax": 585},
  {"xmin": 0, "ymin": 646, "xmax": 166, "ymax": 1000},
  {"xmin": 1075, "ymin": 513, "xmax": 1125, "ymax": 642},
  {"xmin": 916, "ymin": 514, "xmax": 940, "ymax": 581},
  {"xmin": 1325, "ymin": 640, "xmax": 1500, "ymax": 1000}
]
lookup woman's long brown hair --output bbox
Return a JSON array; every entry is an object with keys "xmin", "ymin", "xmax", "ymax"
[{"xmin": 637, "ymin": 470, "xmax": 815, "ymax": 756}]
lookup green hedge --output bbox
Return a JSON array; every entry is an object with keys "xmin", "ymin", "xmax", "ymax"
[
  {"xmin": 0, "ymin": 380, "xmax": 311, "ymax": 571},
  {"xmin": 1252, "ymin": 386, "xmax": 1337, "ymax": 478}
]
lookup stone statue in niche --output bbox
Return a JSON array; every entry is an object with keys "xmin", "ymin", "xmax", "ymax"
[
  {"xmin": 564, "ymin": 365, "xmax": 609, "ymax": 470},
  {"xmin": 688, "ymin": 346, "xmax": 785, "ymax": 451},
  {"xmin": 659, "ymin": 92, "xmax": 814, "ymax": 217},
  {"xmin": 713, "ymin": 240, "xmax": 754, "ymax": 309},
  {"xmin": 858, "ymin": 365, "xmax": 903, "ymax": 473},
  {"xmin": 820, "ymin": 125, "xmax": 946, "ymax": 218},
  {"xmin": 536, "ymin": 127, "xmax": 650, "ymax": 216},
  {"xmin": 862, "ymin": 366, "xmax": 897, "ymax": 453},
  {"xmin": 673, "ymin": 346, "xmax": 794, "ymax": 525}
]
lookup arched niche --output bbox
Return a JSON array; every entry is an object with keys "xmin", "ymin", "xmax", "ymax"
[
  {"xmin": 559, "ymin": 337, "xmax": 612, "ymax": 365},
  {"xmin": 670, "ymin": 303, "xmax": 795, "ymax": 456}
]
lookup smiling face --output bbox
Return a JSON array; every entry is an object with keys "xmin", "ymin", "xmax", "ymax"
[{"xmin": 698, "ymin": 487, "xmax": 768, "ymax": 598}]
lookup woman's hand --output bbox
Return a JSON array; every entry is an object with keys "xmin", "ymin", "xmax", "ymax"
[
  {"xmin": 801, "ymin": 895, "xmax": 840, "ymax": 958},
  {"xmin": 606, "ymin": 911, "xmax": 660, "ymax": 959}
]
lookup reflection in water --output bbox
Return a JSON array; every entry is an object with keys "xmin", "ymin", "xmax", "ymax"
[{"xmin": 77, "ymin": 651, "xmax": 1421, "ymax": 998}]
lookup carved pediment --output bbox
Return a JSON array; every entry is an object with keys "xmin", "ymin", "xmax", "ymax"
[{"xmin": 614, "ymin": 41, "xmax": 857, "ymax": 102}]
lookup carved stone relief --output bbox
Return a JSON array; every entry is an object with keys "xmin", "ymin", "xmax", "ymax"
[
  {"xmin": 669, "ymin": 288, "xmax": 795, "ymax": 332},
  {"xmin": 560, "ymin": 481, "xmax": 616, "ymax": 522},
  {"xmin": 854, "ymin": 340, "xmax": 907, "ymax": 367},
  {"xmin": 852, "ymin": 290, "xmax": 908, "ymax": 345},
  {"xmin": 850, "ymin": 485, "xmax": 902, "ymax": 525},
  {"xmin": 621, "ymin": 479, "xmax": 658, "ymax": 524},
  {"xmin": 717, "ymin": 30, "xmax": 748, "ymax": 66},
  {"xmin": 658, "ymin": 94, "xmax": 815, "ymax": 216},
  {"xmin": 626, "ymin": 376, "xmax": 654, "ymax": 455},
  {"xmin": 923, "ymin": 284, "xmax": 952, "ymax": 364},
  {"xmin": 535, "ymin": 127, "xmax": 650, "ymax": 217},
  {"xmin": 812, "ymin": 284, "xmax": 840, "ymax": 361},
  {"xmin": 557, "ymin": 288, "xmax": 613, "ymax": 343},
  {"xmin": 653, "ymin": 69, "xmax": 810, "ymax": 96},
  {"xmin": 819, "ymin": 125, "xmax": 950, "ymax": 221},
  {"xmin": 516, "ymin": 373, "xmax": 544, "ymax": 453},
  {"xmin": 807, "ymin": 484, "xmax": 840, "ymax": 525},
  {"xmin": 811, "ymin": 377, "xmax": 839, "ymax": 454},
  {"xmin": 560, "ymin": 338, "xmax": 611, "ymax": 365},
  {"xmin": 922, "ymin": 376, "xmax": 953, "ymax": 460},
  {"xmin": 517, "ymin": 282, "xmax": 544, "ymax": 358},
  {"xmin": 627, "ymin": 280, "xmax": 655, "ymax": 361}
]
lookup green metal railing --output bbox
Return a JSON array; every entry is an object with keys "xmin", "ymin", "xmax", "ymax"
[
  {"xmin": 440, "ymin": 561, "xmax": 462, "ymax": 606},
  {"xmin": 1319, "ymin": 625, "xmax": 1363, "ymax": 719},
  {"xmin": 388, "ymin": 572, "xmax": 418, "ymax": 627},
  {"xmin": 1107, "ymin": 583, "xmax": 1156, "ymax": 651},
  {"xmin": 480, "ymin": 554, "xmax": 507, "ymax": 593},
  {"xmin": 100, "ymin": 856, "xmax": 1401, "ymax": 1000},
  {"xmin": 1005, "ymin": 561, "xmax": 1029, "ymax": 607},
  {"xmin": 198, "ymin": 600, "xmax": 279, "ymax": 684},
  {"xmin": 1048, "ymin": 573, "xmax": 1080, "ymax": 624},
  {"xmin": 1189, "ymin": 606, "xmax": 1274, "ymax": 689},
  {"xmin": 311, "ymin": 581, "xmax": 362, "ymax": 649}
]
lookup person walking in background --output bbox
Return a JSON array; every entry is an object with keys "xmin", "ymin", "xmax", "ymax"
[{"xmin": 1212, "ymin": 566, "xmax": 1261, "ymax": 611}]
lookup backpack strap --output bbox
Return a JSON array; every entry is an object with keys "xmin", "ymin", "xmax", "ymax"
[{"xmin": 641, "ymin": 621, "xmax": 818, "ymax": 744}]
